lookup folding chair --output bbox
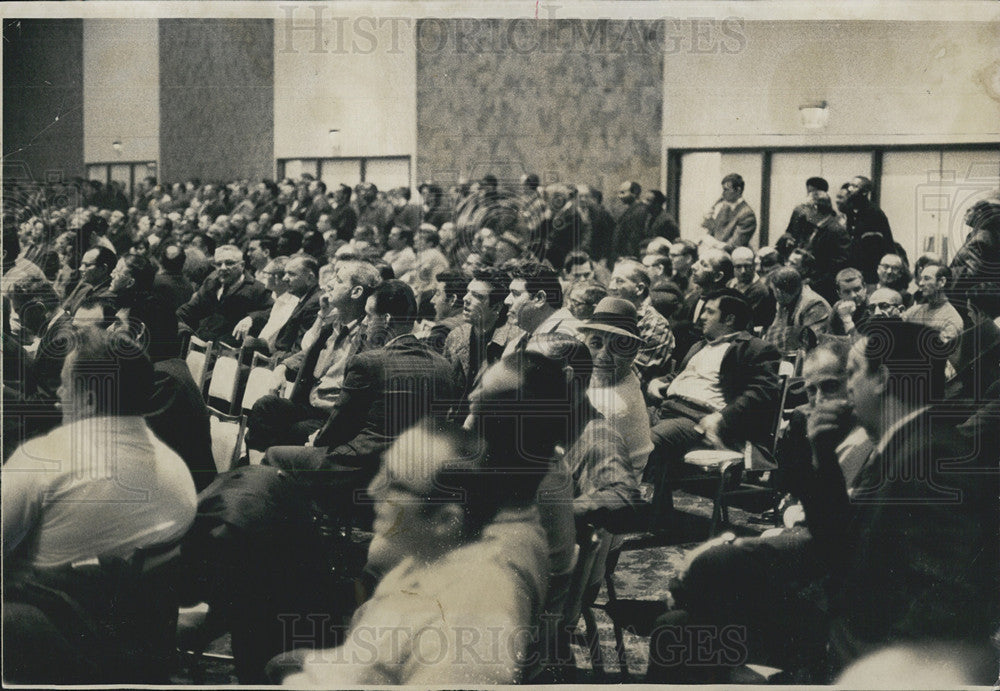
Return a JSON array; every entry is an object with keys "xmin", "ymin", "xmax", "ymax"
[
  {"xmin": 566, "ymin": 525, "xmax": 613, "ymax": 678},
  {"xmin": 207, "ymin": 407, "xmax": 247, "ymax": 474},
  {"xmin": 586, "ymin": 502, "xmax": 655, "ymax": 681},
  {"xmin": 206, "ymin": 343, "xmax": 247, "ymax": 415},
  {"xmin": 679, "ymin": 375, "xmax": 790, "ymax": 537},
  {"xmin": 778, "ymin": 357, "xmax": 797, "ymax": 379},
  {"xmin": 240, "ymin": 352, "xmax": 277, "ymax": 415},
  {"xmin": 184, "ymin": 336, "xmax": 214, "ymax": 398}
]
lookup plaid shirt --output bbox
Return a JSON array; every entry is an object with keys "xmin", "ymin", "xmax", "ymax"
[{"xmin": 635, "ymin": 299, "xmax": 675, "ymax": 382}]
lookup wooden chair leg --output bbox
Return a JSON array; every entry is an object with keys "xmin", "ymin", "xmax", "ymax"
[
  {"xmin": 709, "ymin": 474, "xmax": 727, "ymax": 537},
  {"xmin": 602, "ymin": 574, "xmax": 629, "ymax": 679},
  {"xmin": 581, "ymin": 606, "xmax": 605, "ymax": 677}
]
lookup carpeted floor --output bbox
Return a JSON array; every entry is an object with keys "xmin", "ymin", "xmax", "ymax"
[
  {"xmin": 568, "ymin": 489, "xmax": 770, "ymax": 681},
  {"xmin": 174, "ymin": 489, "xmax": 773, "ymax": 684}
]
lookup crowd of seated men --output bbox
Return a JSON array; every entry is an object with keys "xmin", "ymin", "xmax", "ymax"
[{"xmin": 2, "ymin": 168, "xmax": 999, "ymax": 685}]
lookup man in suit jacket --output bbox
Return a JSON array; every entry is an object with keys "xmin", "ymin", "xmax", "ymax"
[
  {"xmin": 62, "ymin": 246, "xmax": 116, "ymax": 316},
  {"xmin": 303, "ymin": 180, "xmax": 333, "ymax": 228},
  {"xmin": 152, "ymin": 243, "xmax": 194, "ymax": 314},
  {"xmin": 443, "ymin": 266, "xmax": 515, "ymax": 406},
  {"xmin": 146, "ymin": 358, "xmax": 216, "ymax": 492},
  {"xmin": 245, "ymin": 260, "xmax": 380, "ymax": 451},
  {"xmin": 541, "ymin": 184, "xmax": 587, "ymax": 271},
  {"xmin": 764, "ymin": 266, "xmax": 832, "ymax": 355},
  {"xmin": 645, "ymin": 289, "xmax": 781, "ymax": 525},
  {"xmin": 236, "ymin": 256, "xmax": 321, "ymax": 359},
  {"xmin": 728, "ymin": 246, "xmax": 777, "ymax": 331},
  {"xmin": 801, "ymin": 191, "xmax": 852, "ymax": 305},
  {"xmin": 843, "ymin": 175, "xmax": 894, "ymax": 248},
  {"xmin": 673, "ymin": 247, "xmax": 734, "ymax": 363},
  {"xmin": 6, "ymin": 276, "xmax": 71, "ymax": 448},
  {"xmin": 264, "ymin": 281, "xmax": 458, "ymax": 524},
  {"xmin": 804, "ymin": 320, "xmax": 996, "ymax": 674},
  {"xmin": 577, "ymin": 186, "xmax": 616, "ymax": 268},
  {"xmin": 701, "ymin": 173, "xmax": 757, "ymax": 252},
  {"xmin": 610, "ymin": 181, "xmax": 650, "ymax": 263},
  {"xmin": 647, "ymin": 320, "xmax": 998, "ymax": 684},
  {"xmin": 176, "ymin": 245, "xmax": 272, "ymax": 345},
  {"xmin": 327, "ymin": 184, "xmax": 358, "ymax": 241}
]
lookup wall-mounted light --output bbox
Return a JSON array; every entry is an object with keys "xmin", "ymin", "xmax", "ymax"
[
  {"xmin": 112, "ymin": 139, "xmax": 123, "ymax": 155},
  {"xmin": 328, "ymin": 129, "xmax": 341, "ymax": 155},
  {"xmin": 798, "ymin": 101, "xmax": 829, "ymax": 130}
]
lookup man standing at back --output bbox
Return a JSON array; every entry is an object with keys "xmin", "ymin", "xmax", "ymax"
[
  {"xmin": 843, "ymin": 175, "xmax": 895, "ymax": 281},
  {"xmin": 611, "ymin": 181, "xmax": 650, "ymax": 262},
  {"xmin": 783, "ymin": 176, "xmax": 830, "ymax": 243},
  {"xmin": 843, "ymin": 175, "xmax": 894, "ymax": 249},
  {"xmin": 701, "ymin": 173, "xmax": 757, "ymax": 252}
]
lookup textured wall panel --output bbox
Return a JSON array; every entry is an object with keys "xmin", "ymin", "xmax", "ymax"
[
  {"xmin": 663, "ymin": 20, "xmax": 1000, "ymax": 148},
  {"xmin": 83, "ymin": 20, "xmax": 159, "ymax": 164},
  {"xmin": 274, "ymin": 14, "xmax": 415, "ymax": 163},
  {"xmin": 3, "ymin": 19, "xmax": 85, "ymax": 183},
  {"xmin": 416, "ymin": 19, "xmax": 663, "ymax": 196},
  {"xmin": 160, "ymin": 19, "xmax": 273, "ymax": 182}
]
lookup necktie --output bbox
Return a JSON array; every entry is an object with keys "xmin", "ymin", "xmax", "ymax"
[{"xmin": 314, "ymin": 323, "xmax": 350, "ymax": 377}]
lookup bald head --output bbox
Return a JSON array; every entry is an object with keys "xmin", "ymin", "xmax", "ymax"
[
  {"xmin": 731, "ymin": 246, "xmax": 756, "ymax": 286},
  {"xmin": 867, "ymin": 287, "xmax": 904, "ymax": 318}
]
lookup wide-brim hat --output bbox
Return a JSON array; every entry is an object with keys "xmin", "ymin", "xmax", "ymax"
[{"xmin": 578, "ymin": 297, "xmax": 645, "ymax": 343}]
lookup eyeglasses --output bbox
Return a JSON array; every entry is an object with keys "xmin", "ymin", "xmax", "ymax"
[
  {"xmin": 878, "ymin": 262, "xmax": 901, "ymax": 271},
  {"xmin": 213, "ymin": 259, "xmax": 241, "ymax": 268},
  {"xmin": 805, "ymin": 378, "xmax": 844, "ymax": 398},
  {"xmin": 867, "ymin": 302, "xmax": 902, "ymax": 313}
]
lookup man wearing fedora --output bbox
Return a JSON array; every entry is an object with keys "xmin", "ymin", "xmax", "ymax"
[
  {"xmin": 578, "ymin": 297, "xmax": 654, "ymax": 482},
  {"xmin": 644, "ymin": 288, "xmax": 782, "ymax": 528}
]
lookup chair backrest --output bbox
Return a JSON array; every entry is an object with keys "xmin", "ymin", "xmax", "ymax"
[
  {"xmin": 184, "ymin": 336, "xmax": 214, "ymax": 396},
  {"xmin": 241, "ymin": 351, "xmax": 277, "ymax": 414},
  {"xmin": 778, "ymin": 359, "xmax": 796, "ymax": 378},
  {"xmin": 207, "ymin": 344, "xmax": 246, "ymax": 415},
  {"xmin": 745, "ymin": 374, "xmax": 790, "ymax": 471},
  {"xmin": 563, "ymin": 526, "xmax": 613, "ymax": 630},
  {"xmin": 208, "ymin": 407, "xmax": 246, "ymax": 474}
]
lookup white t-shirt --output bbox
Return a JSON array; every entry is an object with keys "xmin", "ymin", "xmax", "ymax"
[
  {"xmin": 3, "ymin": 416, "xmax": 197, "ymax": 569},
  {"xmin": 259, "ymin": 292, "xmax": 301, "ymax": 348}
]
